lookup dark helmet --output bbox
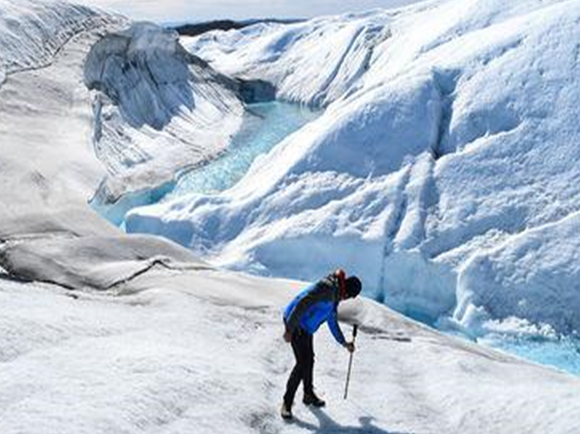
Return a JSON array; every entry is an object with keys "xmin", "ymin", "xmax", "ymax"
[{"xmin": 345, "ymin": 276, "xmax": 362, "ymax": 298}]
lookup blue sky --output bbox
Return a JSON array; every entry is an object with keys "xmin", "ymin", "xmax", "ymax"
[{"xmin": 77, "ymin": 0, "xmax": 425, "ymax": 23}]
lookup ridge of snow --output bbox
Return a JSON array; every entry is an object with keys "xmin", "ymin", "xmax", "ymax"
[{"xmin": 0, "ymin": 0, "xmax": 123, "ymax": 77}]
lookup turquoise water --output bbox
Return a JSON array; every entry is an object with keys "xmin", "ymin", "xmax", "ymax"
[
  {"xmin": 166, "ymin": 101, "xmax": 319, "ymax": 198},
  {"xmin": 482, "ymin": 334, "xmax": 580, "ymax": 376},
  {"xmin": 91, "ymin": 101, "xmax": 319, "ymax": 224},
  {"xmin": 440, "ymin": 326, "xmax": 580, "ymax": 377}
]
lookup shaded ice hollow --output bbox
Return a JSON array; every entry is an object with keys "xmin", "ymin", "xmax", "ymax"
[{"xmin": 84, "ymin": 21, "xmax": 245, "ymax": 203}]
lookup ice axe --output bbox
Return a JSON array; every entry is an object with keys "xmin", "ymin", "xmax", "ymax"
[{"xmin": 343, "ymin": 324, "xmax": 358, "ymax": 400}]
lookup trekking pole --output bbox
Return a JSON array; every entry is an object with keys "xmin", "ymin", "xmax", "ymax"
[{"xmin": 343, "ymin": 324, "xmax": 358, "ymax": 400}]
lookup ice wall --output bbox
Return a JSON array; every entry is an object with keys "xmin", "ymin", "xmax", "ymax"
[{"xmin": 84, "ymin": 22, "xmax": 245, "ymax": 201}]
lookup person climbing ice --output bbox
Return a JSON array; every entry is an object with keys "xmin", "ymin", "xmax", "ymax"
[{"xmin": 281, "ymin": 269, "xmax": 362, "ymax": 420}]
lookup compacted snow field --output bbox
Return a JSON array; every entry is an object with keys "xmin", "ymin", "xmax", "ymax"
[{"xmin": 1, "ymin": 0, "xmax": 580, "ymax": 433}]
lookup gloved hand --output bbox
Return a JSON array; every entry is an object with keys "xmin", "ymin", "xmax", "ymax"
[
  {"xmin": 344, "ymin": 341, "xmax": 355, "ymax": 353},
  {"xmin": 283, "ymin": 330, "xmax": 292, "ymax": 343}
]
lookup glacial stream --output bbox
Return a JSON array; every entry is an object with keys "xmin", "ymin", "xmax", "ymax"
[
  {"xmin": 92, "ymin": 101, "xmax": 320, "ymax": 226},
  {"xmin": 166, "ymin": 101, "xmax": 320, "ymax": 198}
]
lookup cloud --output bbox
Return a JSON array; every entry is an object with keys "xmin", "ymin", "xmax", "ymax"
[{"xmin": 75, "ymin": 0, "xmax": 424, "ymax": 22}]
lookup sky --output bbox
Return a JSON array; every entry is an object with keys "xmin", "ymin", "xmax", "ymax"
[{"xmin": 75, "ymin": 0, "xmax": 425, "ymax": 23}]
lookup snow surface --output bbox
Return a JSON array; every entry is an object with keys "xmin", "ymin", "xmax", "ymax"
[
  {"xmin": 1, "ymin": 275, "xmax": 580, "ymax": 434},
  {"xmin": 0, "ymin": 0, "xmax": 120, "ymax": 77},
  {"xmin": 0, "ymin": 0, "xmax": 124, "ymax": 243},
  {"xmin": 128, "ymin": 0, "xmax": 580, "ymax": 338},
  {"xmin": 0, "ymin": 0, "xmax": 250, "ymax": 288},
  {"xmin": 0, "ymin": 0, "xmax": 225, "ymax": 291},
  {"xmin": 182, "ymin": 13, "xmax": 394, "ymax": 107}
]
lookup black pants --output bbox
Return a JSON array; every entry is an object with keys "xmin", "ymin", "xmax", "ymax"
[{"xmin": 284, "ymin": 328, "xmax": 314, "ymax": 406}]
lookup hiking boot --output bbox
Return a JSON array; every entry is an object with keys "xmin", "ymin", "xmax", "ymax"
[
  {"xmin": 280, "ymin": 402, "xmax": 293, "ymax": 420},
  {"xmin": 303, "ymin": 392, "xmax": 326, "ymax": 407}
]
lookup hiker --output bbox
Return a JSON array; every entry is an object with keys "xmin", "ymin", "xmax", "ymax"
[{"xmin": 281, "ymin": 269, "xmax": 362, "ymax": 419}]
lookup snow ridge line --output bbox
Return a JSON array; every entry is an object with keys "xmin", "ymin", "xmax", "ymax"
[
  {"xmin": 311, "ymin": 25, "xmax": 367, "ymax": 106},
  {"xmin": 0, "ymin": 230, "xmax": 80, "ymax": 244},
  {"xmin": 0, "ymin": 228, "xmax": 213, "ymax": 292},
  {"xmin": 3, "ymin": 15, "xmax": 126, "ymax": 78},
  {"xmin": 104, "ymin": 259, "xmax": 213, "ymax": 291},
  {"xmin": 0, "ymin": 247, "xmax": 212, "ymax": 293},
  {"xmin": 0, "ymin": 261, "xmax": 77, "ymax": 291},
  {"xmin": 335, "ymin": 25, "xmax": 393, "ymax": 104}
]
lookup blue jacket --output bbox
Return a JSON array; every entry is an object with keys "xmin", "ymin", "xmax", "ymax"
[{"xmin": 283, "ymin": 274, "xmax": 346, "ymax": 345}]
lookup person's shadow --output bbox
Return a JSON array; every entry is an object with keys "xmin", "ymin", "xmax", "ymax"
[{"xmin": 292, "ymin": 407, "xmax": 413, "ymax": 434}]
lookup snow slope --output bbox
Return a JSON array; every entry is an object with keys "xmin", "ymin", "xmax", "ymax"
[
  {"xmin": 0, "ymin": 0, "xmax": 124, "ymax": 244},
  {"xmin": 0, "ymin": 0, "xmax": 245, "ymax": 289},
  {"xmin": 127, "ymin": 0, "xmax": 580, "ymax": 337},
  {"xmin": 0, "ymin": 0, "xmax": 118, "ymax": 78},
  {"xmin": 1, "ymin": 274, "xmax": 579, "ymax": 434},
  {"xmin": 183, "ymin": 14, "xmax": 393, "ymax": 107}
]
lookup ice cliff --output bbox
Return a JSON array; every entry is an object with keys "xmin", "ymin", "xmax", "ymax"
[{"xmin": 84, "ymin": 22, "xmax": 246, "ymax": 214}]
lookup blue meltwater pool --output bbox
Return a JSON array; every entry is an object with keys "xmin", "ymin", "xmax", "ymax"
[{"xmin": 481, "ymin": 334, "xmax": 580, "ymax": 376}]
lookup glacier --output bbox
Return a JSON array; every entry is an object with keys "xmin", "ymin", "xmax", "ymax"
[
  {"xmin": 127, "ymin": 0, "xmax": 580, "ymax": 339},
  {"xmin": 0, "ymin": 0, "xmax": 579, "ymax": 432}
]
